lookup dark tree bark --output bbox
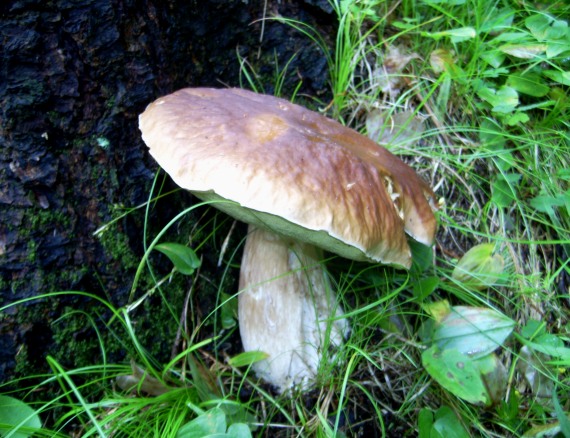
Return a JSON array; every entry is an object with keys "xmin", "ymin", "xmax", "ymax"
[{"xmin": 0, "ymin": 0, "xmax": 335, "ymax": 383}]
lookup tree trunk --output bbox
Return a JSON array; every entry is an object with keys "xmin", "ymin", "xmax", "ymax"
[{"xmin": 0, "ymin": 0, "xmax": 334, "ymax": 383}]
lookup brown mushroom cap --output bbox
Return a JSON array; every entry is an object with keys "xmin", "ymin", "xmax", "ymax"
[{"xmin": 139, "ymin": 87, "xmax": 437, "ymax": 268}]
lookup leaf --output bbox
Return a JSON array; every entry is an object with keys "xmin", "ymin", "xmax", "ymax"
[
  {"xmin": 413, "ymin": 276, "xmax": 440, "ymax": 301},
  {"xmin": 220, "ymin": 293, "xmax": 238, "ymax": 329},
  {"xmin": 479, "ymin": 7, "xmax": 515, "ymax": 33},
  {"xmin": 228, "ymin": 351, "xmax": 269, "ymax": 368},
  {"xmin": 499, "ymin": 43, "xmax": 547, "ymax": 59},
  {"xmin": 427, "ymin": 27, "xmax": 476, "ymax": 43},
  {"xmin": 542, "ymin": 70, "xmax": 570, "ymax": 86},
  {"xmin": 505, "ymin": 112, "xmax": 530, "ymax": 126},
  {"xmin": 492, "ymin": 172, "xmax": 521, "ymax": 208},
  {"xmin": 155, "ymin": 242, "xmax": 201, "ymax": 276},
  {"xmin": 525, "ymin": 14, "xmax": 568, "ymax": 42},
  {"xmin": 422, "ymin": 346, "xmax": 490, "ymax": 405},
  {"xmin": 423, "ymin": 300, "xmax": 452, "ymax": 323},
  {"xmin": 226, "ymin": 423, "xmax": 253, "ymax": 438},
  {"xmin": 529, "ymin": 191, "xmax": 569, "ymax": 216},
  {"xmin": 452, "ymin": 243, "xmax": 505, "ymax": 289},
  {"xmin": 0, "ymin": 395, "xmax": 42, "ymax": 438},
  {"xmin": 476, "ymin": 85, "xmax": 519, "ymax": 113},
  {"xmin": 431, "ymin": 306, "xmax": 515, "ymax": 358},
  {"xmin": 479, "ymin": 49, "xmax": 506, "ymax": 68},
  {"xmin": 431, "ymin": 406, "xmax": 471, "ymax": 437},
  {"xmin": 418, "ymin": 408, "xmax": 434, "ymax": 438},
  {"xmin": 177, "ymin": 408, "xmax": 227, "ymax": 438},
  {"xmin": 506, "ymin": 72, "xmax": 550, "ymax": 97}
]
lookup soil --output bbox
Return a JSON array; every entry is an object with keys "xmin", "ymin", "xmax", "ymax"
[{"xmin": 0, "ymin": 0, "xmax": 337, "ymax": 384}]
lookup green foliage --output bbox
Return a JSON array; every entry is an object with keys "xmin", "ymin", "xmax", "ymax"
[
  {"xmin": 177, "ymin": 407, "xmax": 252, "ymax": 438},
  {"xmin": 154, "ymin": 242, "xmax": 201, "ymax": 276},
  {"xmin": 3, "ymin": 0, "xmax": 570, "ymax": 436},
  {"xmin": 0, "ymin": 395, "xmax": 42, "ymax": 438}
]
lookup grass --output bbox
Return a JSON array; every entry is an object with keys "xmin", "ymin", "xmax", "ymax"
[{"xmin": 2, "ymin": 0, "xmax": 570, "ymax": 436}]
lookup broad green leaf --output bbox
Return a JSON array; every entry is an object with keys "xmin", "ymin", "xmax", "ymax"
[
  {"xmin": 422, "ymin": 346, "xmax": 490, "ymax": 405},
  {"xmin": 0, "ymin": 395, "xmax": 42, "ymax": 438},
  {"xmin": 228, "ymin": 351, "xmax": 269, "ymax": 368},
  {"xmin": 427, "ymin": 27, "xmax": 476, "ymax": 43},
  {"xmin": 155, "ymin": 242, "xmax": 201, "ymax": 276},
  {"xmin": 523, "ymin": 333, "xmax": 570, "ymax": 363},
  {"xmin": 477, "ymin": 85, "xmax": 519, "ymax": 113},
  {"xmin": 525, "ymin": 14, "xmax": 568, "ymax": 41},
  {"xmin": 506, "ymin": 72, "xmax": 550, "ymax": 97},
  {"xmin": 226, "ymin": 423, "xmax": 253, "ymax": 438},
  {"xmin": 505, "ymin": 112, "xmax": 530, "ymax": 126},
  {"xmin": 432, "ymin": 406, "xmax": 471, "ymax": 438},
  {"xmin": 479, "ymin": 7, "xmax": 514, "ymax": 34},
  {"xmin": 529, "ymin": 191, "xmax": 569, "ymax": 216},
  {"xmin": 413, "ymin": 276, "xmax": 440, "ymax": 301},
  {"xmin": 543, "ymin": 70, "xmax": 570, "ymax": 86},
  {"xmin": 418, "ymin": 408, "xmax": 434, "ymax": 438},
  {"xmin": 479, "ymin": 50, "xmax": 505, "ymax": 68},
  {"xmin": 431, "ymin": 306, "xmax": 515, "ymax": 358},
  {"xmin": 177, "ymin": 408, "xmax": 227, "ymax": 438},
  {"xmin": 492, "ymin": 172, "xmax": 521, "ymax": 207},
  {"xmin": 452, "ymin": 243, "xmax": 505, "ymax": 289},
  {"xmin": 499, "ymin": 43, "xmax": 547, "ymax": 59}
]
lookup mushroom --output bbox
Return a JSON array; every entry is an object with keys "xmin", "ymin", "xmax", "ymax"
[{"xmin": 138, "ymin": 88, "xmax": 437, "ymax": 392}]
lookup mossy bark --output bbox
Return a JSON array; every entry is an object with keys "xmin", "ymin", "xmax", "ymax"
[{"xmin": 0, "ymin": 0, "xmax": 335, "ymax": 383}]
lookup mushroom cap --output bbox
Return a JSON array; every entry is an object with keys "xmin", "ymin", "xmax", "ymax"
[{"xmin": 139, "ymin": 88, "xmax": 437, "ymax": 268}]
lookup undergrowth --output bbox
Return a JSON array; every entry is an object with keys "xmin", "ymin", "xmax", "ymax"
[{"xmin": 2, "ymin": 0, "xmax": 569, "ymax": 437}]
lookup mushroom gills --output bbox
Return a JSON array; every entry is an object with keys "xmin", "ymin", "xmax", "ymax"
[{"xmin": 238, "ymin": 226, "xmax": 350, "ymax": 392}]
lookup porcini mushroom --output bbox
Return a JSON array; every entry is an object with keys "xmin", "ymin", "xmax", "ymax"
[{"xmin": 139, "ymin": 88, "xmax": 437, "ymax": 391}]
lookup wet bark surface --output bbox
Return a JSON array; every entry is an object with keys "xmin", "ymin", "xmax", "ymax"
[{"xmin": 0, "ymin": 0, "xmax": 335, "ymax": 383}]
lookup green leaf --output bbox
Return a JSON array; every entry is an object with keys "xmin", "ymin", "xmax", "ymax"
[
  {"xmin": 492, "ymin": 172, "xmax": 521, "ymax": 207},
  {"xmin": 479, "ymin": 50, "xmax": 506, "ymax": 68},
  {"xmin": 543, "ymin": 70, "xmax": 570, "ymax": 86},
  {"xmin": 413, "ymin": 276, "xmax": 440, "ymax": 301},
  {"xmin": 553, "ymin": 388, "xmax": 570, "ymax": 438},
  {"xmin": 426, "ymin": 27, "xmax": 476, "ymax": 43},
  {"xmin": 479, "ymin": 7, "xmax": 514, "ymax": 34},
  {"xmin": 452, "ymin": 243, "xmax": 505, "ymax": 289},
  {"xmin": 519, "ymin": 334, "xmax": 570, "ymax": 364},
  {"xmin": 432, "ymin": 406, "xmax": 471, "ymax": 438},
  {"xmin": 418, "ymin": 408, "xmax": 434, "ymax": 438},
  {"xmin": 226, "ymin": 423, "xmax": 253, "ymax": 438},
  {"xmin": 499, "ymin": 43, "xmax": 547, "ymax": 59},
  {"xmin": 505, "ymin": 112, "xmax": 530, "ymax": 126},
  {"xmin": 220, "ymin": 293, "xmax": 238, "ymax": 329},
  {"xmin": 431, "ymin": 306, "xmax": 515, "ymax": 358},
  {"xmin": 177, "ymin": 408, "xmax": 227, "ymax": 438},
  {"xmin": 228, "ymin": 351, "xmax": 269, "ymax": 368},
  {"xmin": 477, "ymin": 85, "xmax": 519, "ymax": 113},
  {"xmin": 506, "ymin": 72, "xmax": 550, "ymax": 97},
  {"xmin": 479, "ymin": 120, "xmax": 514, "ymax": 171},
  {"xmin": 525, "ymin": 14, "xmax": 569, "ymax": 42},
  {"xmin": 529, "ymin": 191, "xmax": 569, "ymax": 216},
  {"xmin": 155, "ymin": 242, "xmax": 201, "ymax": 276},
  {"xmin": 422, "ymin": 346, "xmax": 490, "ymax": 405},
  {"xmin": 0, "ymin": 395, "xmax": 42, "ymax": 438}
]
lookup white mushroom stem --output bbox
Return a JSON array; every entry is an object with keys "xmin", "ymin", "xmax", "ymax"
[{"xmin": 238, "ymin": 225, "xmax": 350, "ymax": 392}]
